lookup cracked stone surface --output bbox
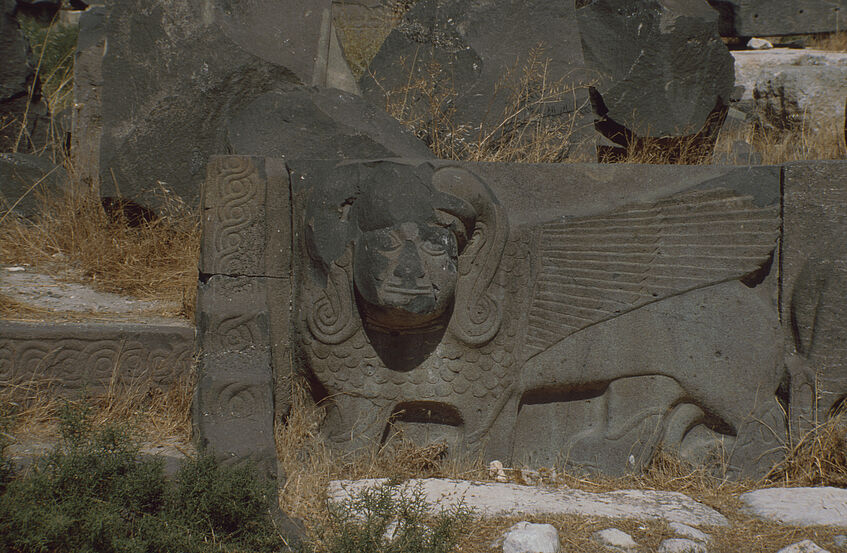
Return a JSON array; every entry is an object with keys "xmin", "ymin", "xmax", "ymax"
[{"xmin": 329, "ymin": 478, "xmax": 729, "ymax": 526}]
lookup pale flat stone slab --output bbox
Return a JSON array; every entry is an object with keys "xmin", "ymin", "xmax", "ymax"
[
  {"xmin": 658, "ymin": 538, "xmax": 708, "ymax": 553},
  {"xmin": 592, "ymin": 528, "xmax": 638, "ymax": 550},
  {"xmin": 328, "ymin": 478, "xmax": 729, "ymax": 526},
  {"xmin": 669, "ymin": 522, "xmax": 710, "ymax": 544},
  {"xmin": 741, "ymin": 487, "xmax": 847, "ymax": 528},
  {"xmin": 776, "ymin": 540, "xmax": 830, "ymax": 553}
]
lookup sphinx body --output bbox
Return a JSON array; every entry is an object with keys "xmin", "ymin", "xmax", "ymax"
[{"xmin": 294, "ymin": 160, "xmax": 784, "ymax": 475}]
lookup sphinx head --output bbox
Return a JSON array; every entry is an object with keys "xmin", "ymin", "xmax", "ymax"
[{"xmin": 306, "ymin": 162, "xmax": 507, "ymax": 343}]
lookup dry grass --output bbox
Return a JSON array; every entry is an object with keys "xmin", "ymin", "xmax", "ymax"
[
  {"xmin": 1, "ymin": 369, "xmax": 194, "ymax": 447},
  {"xmin": 274, "ymin": 389, "xmax": 847, "ymax": 553},
  {"xmin": 767, "ymin": 412, "xmax": 847, "ymax": 488},
  {"xmin": 808, "ymin": 31, "xmax": 847, "ymax": 52},
  {"xmin": 379, "ymin": 45, "xmax": 595, "ymax": 163},
  {"xmin": 0, "ymin": 181, "xmax": 200, "ymax": 320}
]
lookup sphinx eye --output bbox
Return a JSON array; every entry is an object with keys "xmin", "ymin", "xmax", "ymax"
[
  {"xmin": 376, "ymin": 230, "xmax": 402, "ymax": 252},
  {"xmin": 421, "ymin": 238, "xmax": 447, "ymax": 256}
]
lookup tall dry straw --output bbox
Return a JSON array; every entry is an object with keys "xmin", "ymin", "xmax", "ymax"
[
  {"xmin": 0, "ymin": 179, "xmax": 200, "ymax": 319},
  {"xmin": 378, "ymin": 45, "xmax": 595, "ymax": 163}
]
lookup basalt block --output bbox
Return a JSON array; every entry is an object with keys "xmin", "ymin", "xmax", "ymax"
[
  {"xmin": 707, "ymin": 0, "xmax": 847, "ymax": 37},
  {"xmin": 359, "ymin": 0, "xmax": 596, "ymax": 160},
  {"xmin": 578, "ymin": 0, "xmax": 734, "ymax": 141},
  {"xmin": 782, "ymin": 160, "xmax": 847, "ymax": 438},
  {"xmin": 0, "ymin": 320, "xmax": 194, "ymax": 393}
]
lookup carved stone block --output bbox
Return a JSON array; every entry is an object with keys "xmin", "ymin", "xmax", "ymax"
[
  {"xmin": 0, "ymin": 321, "xmax": 193, "ymax": 393},
  {"xmin": 287, "ymin": 159, "xmax": 783, "ymax": 477},
  {"xmin": 783, "ymin": 161, "xmax": 847, "ymax": 438},
  {"xmin": 195, "ymin": 155, "xmax": 292, "ymax": 484}
]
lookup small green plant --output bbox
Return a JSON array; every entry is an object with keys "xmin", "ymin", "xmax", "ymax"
[
  {"xmin": 317, "ymin": 481, "xmax": 473, "ymax": 553},
  {"xmin": 0, "ymin": 402, "xmax": 289, "ymax": 553},
  {"xmin": 17, "ymin": 14, "xmax": 79, "ymax": 113}
]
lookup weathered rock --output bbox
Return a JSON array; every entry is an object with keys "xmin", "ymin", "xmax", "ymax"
[
  {"xmin": 77, "ymin": 0, "xmax": 363, "ymax": 209},
  {"xmin": 329, "ymin": 478, "xmax": 730, "ymax": 526},
  {"xmin": 502, "ymin": 522, "xmax": 561, "ymax": 553},
  {"xmin": 225, "ymin": 87, "xmax": 432, "ymax": 161},
  {"xmin": 71, "ymin": 5, "xmax": 105, "ymax": 192},
  {"xmin": 0, "ymin": 152, "xmax": 66, "ymax": 217},
  {"xmin": 741, "ymin": 487, "xmax": 847, "ymax": 528},
  {"xmin": 658, "ymin": 538, "xmax": 708, "ymax": 553},
  {"xmin": 707, "ymin": 0, "xmax": 847, "ymax": 37},
  {"xmin": 359, "ymin": 0, "xmax": 595, "ymax": 159},
  {"xmin": 776, "ymin": 540, "xmax": 831, "ymax": 553},
  {"xmin": 782, "ymin": 161, "xmax": 847, "ymax": 437},
  {"xmin": 577, "ymin": 0, "xmax": 734, "ymax": 139},
  {"xmin": 669, "ymin": 522, "xmax": 711, "ymax": 544},
  {"xmin": 0, "ymin": 0, "xmax": 50, "ymax": 153},
  {"xmin": 732, "ymin": 49, "xmax": 847, "ymax": 132},
  {"xmin": 592, "ymin": 528, "xmax": 639, "ymax": 551}
]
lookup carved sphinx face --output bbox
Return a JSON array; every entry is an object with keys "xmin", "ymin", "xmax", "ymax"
[{"xmin": 353, "ymin": 219, "xmax": 459, "ymax": 331}]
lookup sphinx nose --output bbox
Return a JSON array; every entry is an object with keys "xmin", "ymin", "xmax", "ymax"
[{"xmin": 393, "ymin": 242, "xmax": 425, "ymax": 282}]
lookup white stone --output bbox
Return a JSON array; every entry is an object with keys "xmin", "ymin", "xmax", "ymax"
[
  {"xmin": 747, "ymin": 37, "xmax": 774, "ymax": 50},
  {"xmin": 328, "ymin": 479, "xmax": 729, "ymax": 527},
  {"xmin": 489, "ymin": 460, "xmax": 509, "ymax": 483},
  {"xmin": 502, "ymin": 522, "xmax": 561, "ymax": 553},
  {"xmin": 776, "ymin": 539, "xmax": 831, "ymax": 553},
  {"xmin": 741, "ymin": 487, "xmax": 847, "ymax": 528},
  {"xmin": 592, "ymin": 528, "xmax": 638, "ymax": 550},
  {"xmin": 668, "ymin": 522, "xmax": 710, "ymax": 543},
  {"xmin": 658, "ymin": 538, "xmax": 708, "ymax": 553},
  {"xmin": 731, "ymin": 49, "xmax": 847, "ymax": 132}
]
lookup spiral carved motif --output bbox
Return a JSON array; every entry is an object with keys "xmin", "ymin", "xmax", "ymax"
[{"xmin": 213, "ymin": 158, "xmax": 259, "ymax": 274}]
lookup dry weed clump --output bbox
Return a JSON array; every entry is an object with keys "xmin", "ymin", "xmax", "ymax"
[
  {"xmin": 0, "ymin": 370, "xmax": 194, "ymax": 446},
  {"xmin": 0, "ymin": 181, "xmax": 200, "ymax": 319},
  {"xmin": 379, "ymin": 45, "xmax": 595, "ymax": 163},
  {"xmin": 766, "ymin": 412, "xmax": 847, "ymax": 487},
  {"xmin": 808, "ymin": 31, "xmax": 847, "ymax": 52}
]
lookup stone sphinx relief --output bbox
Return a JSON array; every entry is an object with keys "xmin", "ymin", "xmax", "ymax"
[{"xmin": 291, "ymin": 160, "xmax": 785, "ymax": 477}]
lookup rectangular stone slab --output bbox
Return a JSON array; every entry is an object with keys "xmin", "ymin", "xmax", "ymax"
[
  {"xmin": 709, "ymin": 0, "xmax": 847, "ymax": 37},
  {"xmin": 200, "ymin": 156, "xmax": 291, "ymax": 278},
  {"xmin": 0, "ymin": 320, "xmax": 193, "ymax": 393}
]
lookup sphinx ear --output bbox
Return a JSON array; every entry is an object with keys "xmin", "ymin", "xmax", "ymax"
[{"xmin": 431, "ymin": 166, "xmax": 509, "ymax": 346}]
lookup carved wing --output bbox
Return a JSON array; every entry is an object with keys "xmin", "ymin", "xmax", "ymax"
[{"xmin": 525, "ymin": 189, "xmax": 779, "ymax": 358}]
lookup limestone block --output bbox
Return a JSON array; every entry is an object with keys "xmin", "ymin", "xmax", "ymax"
[
  {"xmin": 502, "ymin": 522, "xmax": 561, "ymax": 553},
  {"xmin": 742, "ymin": 488, "xmax": 847, "ymax": 528},
  {"xmin": 658, "ymin": 539, "xmax": 708, "ymax": 553},
  {"xmin": 329, "ymin": 478, "xmax": 730, "ymax": 526},
  {"xmin": 777, "ymin": 540, "xmax": 831, "ymax": 553},
  {"xmin": 732, "ymin": 50, "xmax": 847, "ymax": 133},
  {"xmin": 707, "ymin": 0, "xmax": 847, "ymax": 37},
  {"xmin": 669, "ymin": 522, "xmax": 711, "ymax": 544},
  {"xmin": 592, "ymin": 528, "xmax": 639, "ymax": 551}
]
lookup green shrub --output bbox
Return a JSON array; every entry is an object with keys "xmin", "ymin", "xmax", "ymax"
[
  {"xmin": 320, "ymin": 481, "xmax": 473, "ymax": 553},
  {"xmin": 0, "ymin": 402, "xmax": 287, "ymax": 553}
]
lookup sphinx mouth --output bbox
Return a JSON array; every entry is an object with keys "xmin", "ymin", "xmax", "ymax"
[{"xmin": 382, "ymin": 285, "xmax": 432, "ymax": 297}]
